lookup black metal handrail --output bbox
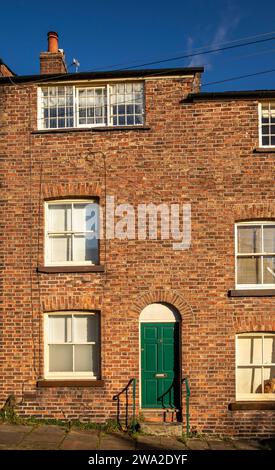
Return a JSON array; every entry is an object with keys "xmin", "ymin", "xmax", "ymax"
[
  {"xmin": 181, "ymin": 376, "xmax": 190, "ymax": 436},
  {"xmin": 113, "ymin": 378, "xmax": 136, "ymax": 431}
]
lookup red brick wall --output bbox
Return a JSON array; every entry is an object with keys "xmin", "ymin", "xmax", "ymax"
[
  {"xmin": 40, "ymin": 52, "xmax": 67, "ymax": 74},
  {"xmin": 1, "ymin": 76, "xmax": 275, "ymax": 437}
]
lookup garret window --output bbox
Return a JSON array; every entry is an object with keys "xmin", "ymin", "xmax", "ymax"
[
  {"xmin": 38, "ymin": 83, "xmax": 144, "ymax": 129},
  {"xmin": 45, "ymin": 312, "xmax": 99, "ymax": 379},
  {"xmin": 45, "ymin": 200, "xmax": 99, "ymax": 266},
  {"xmin": 259, "ymin": 102, "xmax": 275, "ymax": 147},
  {"xmin": 236, "ymin": 333, "xmax": 275, "ymax": 400},
  {"xmin": 236, "ymin": 222, "xmax": 275, "ymax": 288}
]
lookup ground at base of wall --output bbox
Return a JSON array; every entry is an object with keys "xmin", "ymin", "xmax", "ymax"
[{"xmin": 0, "ymin": 422, "xmax": 274, "ymax": 450}]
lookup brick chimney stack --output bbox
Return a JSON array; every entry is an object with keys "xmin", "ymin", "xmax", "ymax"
[{"xmin": 40, "ymin": 31, "xmax": 67, "ymax": 75}]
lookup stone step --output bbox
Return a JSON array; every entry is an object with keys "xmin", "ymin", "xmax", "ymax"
[
  {"xmin": 139, "ymin": 408, "xmax": 181, "ymax": 423},
  {"xmin": 139, "ymin": 422, "xmax": 183, "ymax": 437}
]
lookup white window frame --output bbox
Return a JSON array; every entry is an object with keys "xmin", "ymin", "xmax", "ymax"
[
  {"xmin": 235, "ymin": 221, "xmax": 275, "ymax": 289},
  {"xmin": 45, "ymin": 199, "xmax": 99, "ymax": 266},
  {"xmin": 76, "ymin": 86, "xmax": 107, "ymax": 128},
  {"xmin": 44, "ymin": 311, "xmax": 100, "ymax": 380},
  {"xmin": 258, "ymin": 102, "xmax": 275, "ymax": 148},
  {"xmin": 236, "ymin": 333, "xmax": 275, "ymax": 401},
  {"xmin": 38, "ymin": 82, "xmax": 145, "ymax": 130},
  {"xmin": 38, "ymin": 86, "xmax": 75, "ymax": 130}
]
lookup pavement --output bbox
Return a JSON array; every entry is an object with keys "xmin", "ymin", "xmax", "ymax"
[{"xmin": 0, "ymin": 423, "xmax": 273, "ymax": 450}]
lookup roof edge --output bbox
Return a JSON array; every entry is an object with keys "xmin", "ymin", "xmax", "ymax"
[
  {"xmin": 183, "ymin": 90, "xmax": 275, "ymax": 102},
  {"xmin": 0, "ymin": 67, "xmax": 204, "ymax": 84}
]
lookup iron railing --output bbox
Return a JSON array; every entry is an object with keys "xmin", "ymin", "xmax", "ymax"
[
  {"xmin": 182, "ymin": 376, "xmax": 190, "ymax": 436},
  {"xmin": 112, "ymin": 378, "xmax": 137, "ymax": 431}
]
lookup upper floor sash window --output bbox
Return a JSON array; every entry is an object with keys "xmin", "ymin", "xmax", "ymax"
[{"xmin": 38, "ymin": 82, "xmax": 144, "ymax": 129}]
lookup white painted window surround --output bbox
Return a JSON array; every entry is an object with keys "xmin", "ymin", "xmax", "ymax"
[
  {"xmin": 235, "ymin": 221, "xmax": 275, "ymax": 289},
  {"xmin": 236, "ymin": 333, "xmax": 275, "ymax": 401},
  {"xmin": 259, "ymin": 102, "xmax": 275, "ymax": 148},
  {"xmin": 45, "ymin": 200, "xmax": 99, "ymax": 266},
  {"xmin": 44, "ymin": 312, "xmax": 99, "ymax": 380}
]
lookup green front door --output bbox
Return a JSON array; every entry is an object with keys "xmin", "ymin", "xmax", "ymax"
[{"xmin": 141, "ymin": 322, "xmax": 180, "ymax": 409}]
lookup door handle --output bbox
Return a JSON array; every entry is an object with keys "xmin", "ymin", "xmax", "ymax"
[{"xmin": 154, "ymin": 373, "xmax": 167, "ymax": 378}]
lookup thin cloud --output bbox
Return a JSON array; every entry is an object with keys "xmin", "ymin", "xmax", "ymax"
[{"xmin": 187, "ymin": 13, "xmax": 240, "ymax": 69}]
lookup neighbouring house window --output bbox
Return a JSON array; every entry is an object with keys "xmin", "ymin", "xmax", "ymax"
[
  {"xmin": 236, "ymin": 333, "xmax": 275, "ymax": 400},
  {"xmin": 45, "ymin": 200, "xmax": 99, "ymax": 266},
  {"xmin": 260, "ymin": 102, "xmax": 275, "ymax": 147},
  {"xmin": 45, "ymin": 312, "xmax": 99, "ymax": 379},
  {"xmin": 236, "ymin": 222, "xmax": 275, "ymax": 288},
  {"xmin": 39, "ymin": 82, "xmax": 144, "ymax": 129}
]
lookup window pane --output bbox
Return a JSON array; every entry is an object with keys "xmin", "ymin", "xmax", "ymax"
[
  {"xmin": 66, "ymin": 117, "xmax": 74, "ymax": 128},
  {"xmin": 74, "ymin": 344, "xmax": 97, "ymax": 372},
  {"xmin": 73, "ymin": 203, "xmax": 98, "ymax": 232},
  {"xmin": 74, "ymin": 315, "xmax": 98, "ymax": 343},
  {"xmin": 73, "ymin": 235, "xmax": 98, "ymax": 263},
  {"xmin": 238, "ymin": 336, "xmax": 262, "ymax": 365},
  {"xmin": 263, "ymin": 367, "xmax": 275, "ymax": 393},
  {"xmin": 49, "ymin": 344, "xmax": 73, "ymax": 372},
  {"xmin": 48, "ymin": 204, "xmax": 72, "ymax": 231},
  {"xmin": 135, "ymin": 115, "xmax": 143, "ymax": 125},
  {"xmin": 263, "ymin": 256, "xmax": 275, "ymax": 283},
  {"xmin": 48, "ymin": 315, "xmax": 72, "ymax": 343},
  {"xmin": 261, "ymin": 104, "xmax": 269, "ymax": 121},
  {"xmin": 73, "ymin": 235, "xmax": 85, "ymax": 261},
  {"xmin": 237, "ymin": 367, "xmax": 262, "ymax": 394},
  {"xmin": 237, "ymin": 257, "xmax": 261, "ymax": 284},
  {"xmin": 78, "ymin": 89, "xmax": 86, "ymax": 105},
  {"xmin": 50, "ymin": 236, "xmax": 71, "ymax": 262},
  {"xmin": 263, "ymin": 336, "xmax": 275, "ymax": 364},
  {"xmin": 263, "ymin": 226, "xmax": 275, "ymax": 252},
  {"xmin": 237, "ymin": 226, "xmax": 261, "ymax": 253}
]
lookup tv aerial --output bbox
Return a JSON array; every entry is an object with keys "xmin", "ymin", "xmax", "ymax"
[{"xmin": 72, "ymin": 58, "xmax": 80, "ymax": 73}]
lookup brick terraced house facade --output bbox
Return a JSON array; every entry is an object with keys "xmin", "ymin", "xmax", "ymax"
[{"xmin": 0, "ymin": 32, "xmax": 275, "ymax": 437}]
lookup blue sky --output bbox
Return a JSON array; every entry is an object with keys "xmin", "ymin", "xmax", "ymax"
[{"xmin": 1, "ymin": 0, "xmax": 275, "ymax": 90}]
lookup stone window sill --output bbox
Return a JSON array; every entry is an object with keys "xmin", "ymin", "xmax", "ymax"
[
  {"xmin": 32, "ymin": 126, "xmax": 150, "ymax": 134},
  {"xmin": 253, "ymin": 147, "xmax": 275, "ymax": 153},
  {"xmin": 37, "ymin": 265, "xmax": 105, "ymax": 273},
  {"xmin": 37, "ymin": 380, "xmax": 104, "ymax": 388},
  {"xmin": 228, "ymin": 289, "xmax": 275, "ymax": 297},
  {"xmin": 229, "ymin": 401, "xmax": 275, "ymax": 411}
]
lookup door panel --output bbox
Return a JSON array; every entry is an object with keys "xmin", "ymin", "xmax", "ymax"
[
  {"xmin": 141, "ymin": 322, "xmax": 180, "ymax": 409},
  {"xmin": 144, "ymin": 344, "xmax": 157, "ymax": 371}
]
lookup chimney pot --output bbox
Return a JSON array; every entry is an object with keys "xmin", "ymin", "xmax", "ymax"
[
  {"xmin": 48, "ymin": 31, "xmax": 59, "ymax": 53},
  {"xmin": 40, "ymin": 31, "xmax": 67, "ymax": 74}
]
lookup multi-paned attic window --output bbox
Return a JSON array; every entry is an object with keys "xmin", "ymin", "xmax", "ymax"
[
  {"xmin": 38, "ymin": 82, "xmax": 144, "ymax": 129},
  {"xmin": 260, "ymin": 102, "xmax": 275, "ymax": 147}
]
